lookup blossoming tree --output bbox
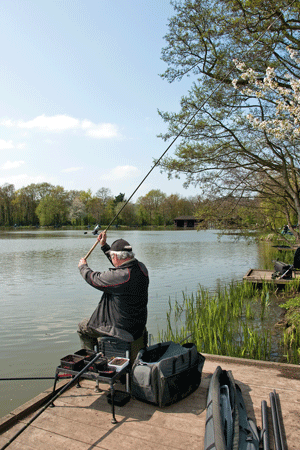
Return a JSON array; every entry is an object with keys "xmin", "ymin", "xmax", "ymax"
[
  {"xmin": 232, "ymin": 48, "xmax": 300, "ymax": 239},
  {"xmin": 158, "ymin": 0, "xmax": 300, "ymax": 240}
]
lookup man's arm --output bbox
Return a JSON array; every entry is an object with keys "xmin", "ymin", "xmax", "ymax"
[
  {"xmin": 78, "ymin": 262, "xmax": 129, "ymax": 291},
  {"xmin": 78, "ymin": 231, "xmax": 109, "ymax": 269}
]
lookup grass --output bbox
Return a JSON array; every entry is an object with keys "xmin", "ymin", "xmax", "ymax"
[
  {"xmin": 279, "ymin": 296, "xmax": 300, "ymax": 363},
  {"xmin": 158, "ymin": 281, "xmax": 273, "ymax": 361}
]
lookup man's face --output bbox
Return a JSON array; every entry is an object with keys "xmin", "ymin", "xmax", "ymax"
[{"xmin": 111, "ymin": 253, "xmax": 117, "ymax": 267}]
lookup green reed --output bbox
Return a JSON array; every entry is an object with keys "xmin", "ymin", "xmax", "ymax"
[
  {"xmin": 280, "ymin": 297, "xmax": 300, "ymax": 364},
  {"xmin": 158, "ymin": 281, "xmax": 272, "ymax": 361}
]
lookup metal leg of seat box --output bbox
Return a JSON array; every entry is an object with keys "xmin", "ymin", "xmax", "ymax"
[
  {"xmin": 50, "ymin": 369, "xmax": 60, "ymax": 407},
  {"xmin": 95, "ymin": 379, "xmax": 102, "ymax": 392},
  {"xmin": 126, "ymin": 350, "xmax": 130, "ymax": 393},
  {"xmin": 110, "ymin": 383, "xmax": 117, "ymax": 424}
]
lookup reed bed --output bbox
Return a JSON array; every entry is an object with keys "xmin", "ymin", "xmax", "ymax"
[
  {"xmin": 158, "ymin": 281, "xmax": 272, "ymax": 361},
  {"xmin": 280, "ymin": 296, "xmax": 300, "ymax": 364}
]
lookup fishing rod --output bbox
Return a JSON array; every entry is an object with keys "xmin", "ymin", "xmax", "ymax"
[
  {"xmin": 0, "ymin": 352, "xmax": 103, "ymax": 450},
  {"xmin": 0, "ymin": 375, "xmax": 72, "ymax": 381},
  {"xmin": 83, "ymin": 104, "xmax": 201, "ymax": 259},
  {"xmin": 83, "ymin": 0, "xmax": 298, "ymax": 261},
  {"xmin": 261, "ymin": 400, "xmax": 270, "ymax": 450},
  {"xmin": 270, "ymin": 390, "xmax": 285, "ymax": 450},
  {"xmin": 0, "ymin": 377, "xmax": 55, "ymax": 381}
]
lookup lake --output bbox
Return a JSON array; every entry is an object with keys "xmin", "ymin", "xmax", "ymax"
[{"xmin": 0, "ymin": 228, "xmax": 272, "ymax": 417}]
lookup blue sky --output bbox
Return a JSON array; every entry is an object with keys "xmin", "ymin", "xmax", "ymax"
[{"xmin": 0, "ymin": 0, "xmax": 198, "ymax": 201}]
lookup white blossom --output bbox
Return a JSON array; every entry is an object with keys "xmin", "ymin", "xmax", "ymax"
[{"xmin": 233, "ymin": 51, "xmax": 300, "ymax": 142}]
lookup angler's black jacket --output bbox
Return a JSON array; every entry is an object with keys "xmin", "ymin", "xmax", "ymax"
[{"xmin": 79, "ymin": 243, "xmax": 149, "ymax": 342}]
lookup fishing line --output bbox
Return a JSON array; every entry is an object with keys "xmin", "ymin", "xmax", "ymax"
[{"xmin": 84, "ymin": 0, "xmax": 297, "ymax": 259}]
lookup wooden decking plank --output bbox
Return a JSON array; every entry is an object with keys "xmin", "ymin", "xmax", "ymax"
[
  {"xmin": 0, "ymin": 423, "xmax": 94, "ymax": 450},
  {"xmin": 243, "ymin": 268, "xmax": 300, "ymax": 284},
  {"xmin": 21, "ymin": 410, "xmax": 175, "ymax": 450},
  {"xmin": 44, "ymin": 397, "xmax": 203, "ymax": 450},
  {"xmin": 0, "ymin": 439, "xmax": 38, "ymax": 450},
  {"xmin": 50, "ymin": 396, "xmax": 206, "ymax": 437},
  {"xmin": 3, "ymin": 383, "xmax": 204, "ymax": 450}
]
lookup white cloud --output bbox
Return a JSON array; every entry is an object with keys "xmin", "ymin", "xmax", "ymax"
[
  {"xmin": 0, "ymin": 119, "xmax": 14, "ymax": 127},
  {"xmin": 85, "ymin": 123, "xmax": 121, "ymax": 139},
  {"xmin": 81, "ymin": 119, "xmax": 93, "ymax": 129},
  {"xmin": 101, "ymin": 165, "xmax": 140, "ymax": 181},
  {"xmin": 1, "ymin": 114, "xmax": 122, "ymax": 139},
  {"xmin": 17, "ymin": 114, "xmax": 80, "ymax": 131},
  {"xmin": 1, "ymin": 160, "xmax": 25, "ymax": 170},
  {"xmin": 61, "ymin": 167, "xmax": 83, "ymax": 173},
  {"xmin": 0, "ymin": 139, "xmax": 14, "ymax": 149}
]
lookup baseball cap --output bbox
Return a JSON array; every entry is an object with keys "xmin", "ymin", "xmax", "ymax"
[{"xmin": 107, "ymin": 239, "xmax": 132, "ymax": 252}]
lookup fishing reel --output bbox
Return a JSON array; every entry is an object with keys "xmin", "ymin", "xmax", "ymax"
[{"xmin": 84, "ymin": 224, "xmax": 101, "ymax": 235}]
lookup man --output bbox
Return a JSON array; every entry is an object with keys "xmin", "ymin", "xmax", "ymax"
[{"xmin": 78, "ymin": 231, "xmax": 149, "ymax": 351}]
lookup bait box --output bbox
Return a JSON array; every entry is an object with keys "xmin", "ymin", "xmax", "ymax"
[
  {"xmin": 97, "ymin": 369, "xmax": 116, "ymax": 377},
  {"xmin": 74, "ymin": 349, "xmax": 96, "ymax": 361},
  {"xmin": 108, "ymin": 357, "xmax": 130, "ymax": 373},
  {"xmin": 85, "ymin": 357, "xmax": 108, "ymax": 373},
  {"xmin": 60, "ymin": 354, "xmax": 85, "ymax": 371}
]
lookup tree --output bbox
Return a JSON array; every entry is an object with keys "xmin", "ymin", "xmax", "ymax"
[
  {"xmin": 231, "ymin": 48, "xmax": 300, "ymax": 236},
  {"xmin": 114, "ymin": 193, "xmax": 125, "ymax": 204},
  {"xmin": 69, "ymin": 197, "xmax": 86, "ymax": 225},
  {"xmin": 35, "ymin": 186, "xmax": 69, "ymax": 226},
  {"xmin": 12, "ymin": 184, "xmax": 41, "ymax": 226},
  {"xmin": 96, "ymin": 187, "xmax": 113, "ymax": 204},
  {"xmin": 137, "ymin": 190, "xmax": 166, "ymax": 225},
  {"xmin": 158, "ymin": 0, "xmax": 300, "ymax": 238},
  {"xmin": 0, "ymin": 184, "xmax": 15, "ymax": 226},
  {"xmin": 114, "ymin": 201, "xmax": 137, "ymax": 226},
  {"xmin": 94, "ymin": 187, "xmax": 114, "ymax": 224},
  {"xmin": 161, "ymin": 194, "xmax": 195, "ymax": 225}
]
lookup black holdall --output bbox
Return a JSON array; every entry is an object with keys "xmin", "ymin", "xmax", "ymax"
[
  {"xmin": 272, "ymin": 260, "xmax": 293, "ymax": 279},
  {"xmin": 131, "ymin": 341, "xmax": 205, "ymax": 407}
]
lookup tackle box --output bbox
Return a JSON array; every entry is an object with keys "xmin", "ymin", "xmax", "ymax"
[
  {"xmin": 74, "ymin": 349, "xmax": 96, "ymax": 361},
  {"xmin": 60, "ymin": 354, "xmax": 85, "ymax": 371},
  {"xmin": 85, "ymin": 357, "xmax": 108, "ymax": 373}
]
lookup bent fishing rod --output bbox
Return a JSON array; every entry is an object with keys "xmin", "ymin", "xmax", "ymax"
[
  {"xmin": 83, "ymin": 0, "xmax": 297, "ymax": 261},
  {"xmin": 83, "ymin": 107, "xmax": 200, "ymax": 260}
]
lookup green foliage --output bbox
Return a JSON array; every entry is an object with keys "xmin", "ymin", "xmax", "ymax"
[
  {"xmin": 280, "ymin": 297, "xmax": 300, "ymax": 363},
  {"xmin": 35, "ymin": 186, "xmax": 69, "ymax": 226},
  {"xmin": 158, "ymin": 0, "xmax": 300, "ymax": 240},
  {"xmin": 158, "ymin": 281, "xmax": 272, "ymax": 361},
  {"xmin": 136, "ymin": 190, "xmax": 198, "ymax": 226},
  {"xmin": 0, "ymin": 182, "xmax": 200, "ymax": 228},
  {"xmin": 0, "ymin": 183, "xmax": 15, "ymax": 226}
]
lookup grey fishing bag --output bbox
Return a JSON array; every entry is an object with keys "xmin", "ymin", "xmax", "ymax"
[
  {"xmin": 131, "ymin": 341, "xmax": 205, "ymax": 407},
  {"xmin": 204, "ymin": 366, "xmax": 260, "ymax": 450}
]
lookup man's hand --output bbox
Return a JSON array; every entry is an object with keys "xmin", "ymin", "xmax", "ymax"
[
  {"xmin": 78, "ymin": 258, "xmax": 87, "ymax": 267},
  {"xmin": 97, "ymin": 230, "xmax": 107, "ymax": 246}
]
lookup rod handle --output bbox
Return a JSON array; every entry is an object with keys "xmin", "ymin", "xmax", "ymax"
[{"xmin": 84, "ymin": 240, "xmax": 99, "ymax": 260}]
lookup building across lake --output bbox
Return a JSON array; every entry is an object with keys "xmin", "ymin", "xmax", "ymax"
[{"xmin": 174, "ymin": 216, "xmax": 200, "ymax": 229}]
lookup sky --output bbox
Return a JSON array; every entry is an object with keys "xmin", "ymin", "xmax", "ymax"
[{"xmin": 0, "ymin": 0, "xmax": 198, "ymax": 201}]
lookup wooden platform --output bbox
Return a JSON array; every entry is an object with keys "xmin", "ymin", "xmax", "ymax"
[
  {"xmin": 243, "ymin": 268, "xmax": 300, "ymax": 285},
  {"xmin": 1, "ymin": 354, "xmax": 300, "ymax": 450}
]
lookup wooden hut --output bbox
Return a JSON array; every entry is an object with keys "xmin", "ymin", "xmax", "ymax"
[{"xmin": 174, "ymin": 216, "xmax": 199, "ymax": 229}]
